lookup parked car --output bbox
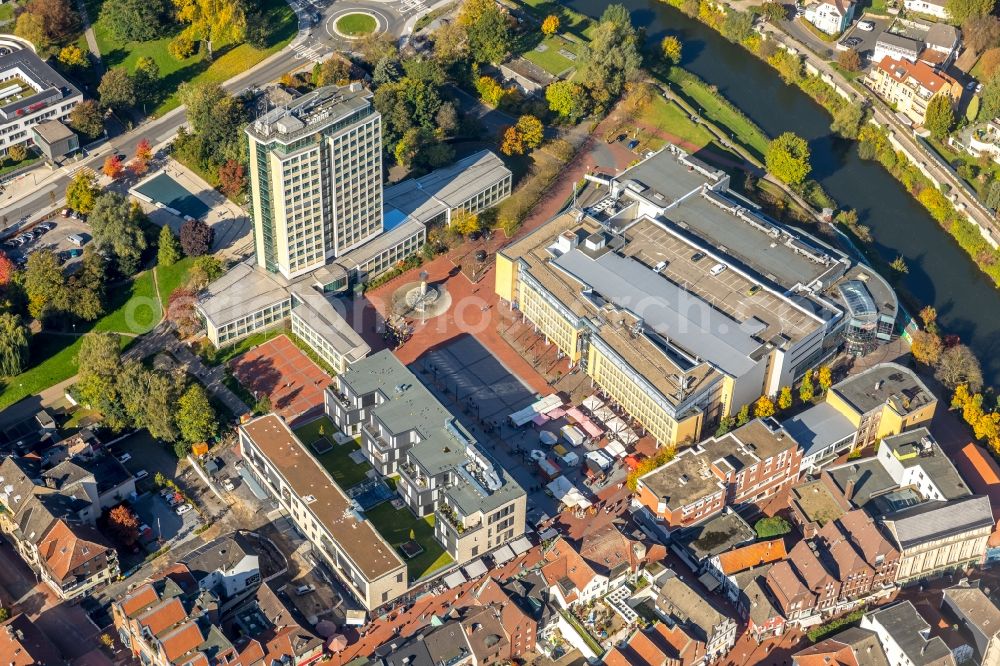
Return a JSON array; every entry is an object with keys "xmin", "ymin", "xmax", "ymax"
[
  {"xmin": 175, "ymin": 503, "xmax": 192, "ymax": 515},
  {"xmin": 166, "ymin": 494, "xmax": 182, "ymax": 506},
  {"xmin": 134, "ymin": 469, "xmax": 149, "ymax": 481},
  {"xmin": 62, "ymin": 208, "xmax": 73, "ymax": 217},
  {"xmin": 67, "ymin": 234, "xmax": 86, "ymax": 246},
  {"xmin": 857, "ymin": 20, "xmax": 875, "ymax": 31},
  {"xmin": 222, "ymin": 478, "xmax": 235, "ymax": 491},
  {"xmin": 116, "ymin": 453, "xmax": 132, "ymax": 463},
  {"xmin": 295, "ymin": 584, "xmax": 316, "ymax": 596},
  {"xmin": 159, "ymin": 488, "xmax": 173, "ymax": 498}
]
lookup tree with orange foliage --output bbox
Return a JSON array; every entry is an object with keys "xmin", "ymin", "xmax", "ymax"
[
  {"xmin": 0, "ymin": 254, "xmax": 15, "ymax": 286},
  {"xmin": 102, "ymin": 155, "xmax": 124, "ymax": 180},
  {"xmin": 106, "ymin": 504, "xmax": 139, "ymax": 545},
  {"xmin": 541, "ymin": 14, "xmax": 560, "ymax": 35},
  {"xmin": 500, "ymin": 126, "xmax": 524, "ymax": 156}
]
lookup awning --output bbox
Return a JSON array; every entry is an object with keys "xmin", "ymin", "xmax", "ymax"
[
  {"xmin": 606, "ymin": 417, "xmax": 627, "ymax": 434},
  {"xmin": 443, "ymin": 570, "xmax": 467, "ymax": 589},
  {"xmin": 463, "ymin": 559, "xmax": 488, "ymax": 578},
  {"xmin": 605, "ymin": 440, "xmax": 628, "ymax": 458},
  {"xmin": 492, "ymin": 545, "xmax": 515, "ymax": 565},
  {"xmin": 239, "ymin": 468, "xmax": 269, "ymax": 500},
  {"xmin": 539, "ymin": 527, "xmax": 559, "ymax": 541},
  {"xmin": 582, "ymin": 395, "xmax": 604, "ymax": 411},
  {"xmin": 510, "ymin": 394, "xmax": 564, "ymax": 427},
  {"xmin": 511, "ymin": 536, "xmax": 532, "ymax": 555},
  {"xmin": 532, "ymin": 413, "xmax": 550, "ymax": 426},
  {"xmin": 620, "ymin": 430, "xmax": 638, "ymax": 445},
  {"xmin": 539, "ymin": 430, "xmax": 558, "ymax": 446},
  {"xmin": 547, "ymin": 476, "xmax": 592, "ymax": 509},
  {"xmin": 548, "ymin": 407, "xmax": 566, "ymax": 419},
  {"xmin": 594, "ymin": 405, "xmax": 616, "ymax": 422},
  {"xmin": 581, "ymin": 420, "xmax": 603, "ymax": 438},
  {"xmin": 698, "ymin": 572, "xmax": 721, "ymax": 592},
  {"xmin": 566, "ymin": 407, "xmax": 586, "ymax": 422}
]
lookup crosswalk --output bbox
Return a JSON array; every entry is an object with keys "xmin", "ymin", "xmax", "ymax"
[
  {"xmin": 399, "ymin": 0, "xmax": 426, "ymax": 14},
  {"xmin": 292, "ymin": 43, "xmax": 327, "ymax": 63},
  {"xmin": 60, "ymin": 163, "xmax": 97, "ymax": 178}
]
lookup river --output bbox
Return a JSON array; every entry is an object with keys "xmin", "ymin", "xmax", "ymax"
[{"xmin": 565, "ymin": 0, "xmax": 1000, "ymax": 389}]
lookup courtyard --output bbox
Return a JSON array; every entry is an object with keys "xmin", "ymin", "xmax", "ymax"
[
  {"xmin": 364, "ymin": 502, "xmax": 453, "ymax": 581},
  {"xmin": 294, "ymin": 416, "xmax": 373, "ymax": 489}
]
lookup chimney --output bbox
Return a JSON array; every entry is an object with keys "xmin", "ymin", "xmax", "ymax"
[{"xmin": 844, "ymin": 478, "xmax": 856, "ymax": 503}]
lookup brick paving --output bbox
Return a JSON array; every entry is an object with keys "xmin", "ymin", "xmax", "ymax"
[{"xmin": 229, "ymin": 335, "xmax": 332, "ymax": 427}]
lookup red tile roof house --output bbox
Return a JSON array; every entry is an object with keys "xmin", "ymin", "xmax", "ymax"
[
  {"xmin": 540, "ymin": 525, "xmax": 647, "ymax": 607},
  {"xmin": 764, "ymin": 509, "xmax": 899, "ymax": 627},
  {"xmin": 635, "ymin": 419, "xmax": 803, "ymax": 529},
  {"xmin": 603, "ymin": 621, "xmax": 706, "ymax": 666},
  {"xmin": 459, "ymin": 578, "xmax": 539, "ymax": 660},
  {"xmin": 0, "ymin": 613, "xmax": 66, "ymax": 665},
  {"xmin": 705, "ymin": 539, "xmax": 786, "ymax": 603}
]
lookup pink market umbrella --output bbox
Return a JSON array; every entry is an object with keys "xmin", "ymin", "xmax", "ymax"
[{"xmin": 327, "ymin": 634, "xmax": 349, "ymax": 652}]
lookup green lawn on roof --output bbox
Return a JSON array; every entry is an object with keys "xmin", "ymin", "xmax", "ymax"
[
  {"xmin": 364, "ymin": 502, "xmax": 453, "ymax": 581},
  {"xmin": 521, "ymin": 35, "xmax": 579, "ymax": 76},
  {"xmin": 294, "ymin": 420, "xmax": 373, "ymax": 490}
]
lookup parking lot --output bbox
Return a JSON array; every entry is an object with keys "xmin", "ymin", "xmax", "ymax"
[
  {"xmin": 838, "ymin": 13, "xmax": 893, "ymax": 63},
  {"xmin": 2, "ymin": 211, "xmax": 92, "ymax": 268}
]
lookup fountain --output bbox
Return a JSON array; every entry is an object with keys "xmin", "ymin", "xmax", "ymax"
[{"xmin": 390, "ymin": 271, "xmax": 452, "ymax": 319}]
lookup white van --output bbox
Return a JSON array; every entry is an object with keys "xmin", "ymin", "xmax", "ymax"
[
  {"xmin": 653, "ymin": 260, "xmax": 667, "ymax": 274},
  {"xmin": 709, "ymin": 263, "xmax": 728, "ymax": 276},
  {"xmin": 67, "ymin": 234, "xmax": 85, "ymax": 246}
]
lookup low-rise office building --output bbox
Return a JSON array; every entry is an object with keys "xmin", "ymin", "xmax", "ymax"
[
  {"xmin": 239, "ymin": 414, "xmax": 409, "ymax": 609},
  {"xmin": 783, "ymin": 362, "xmax": 936, "ymax": 470},
  {"xmin": 0, "ymin": 48, "xmax": 81, "ymax": 157},
  {"xmin": 496, "ymin": 146, "xmax": 897, "ymax": 447},
  {"xmin": 636, "ymin": 418, "xmax": 802, "ymax": 528},
  {"xmin": 326, "ymin": 350, "xmax": 526, "ymax": 566}
]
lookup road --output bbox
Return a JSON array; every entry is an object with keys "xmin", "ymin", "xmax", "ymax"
[{"xmin": 0, "ymin": 0, "xmax": 426, "ymax": 224}]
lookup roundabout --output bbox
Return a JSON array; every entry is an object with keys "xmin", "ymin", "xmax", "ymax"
[{"xmin": 328, "ymin": 10, "xmax": 383, "ymax": 39}]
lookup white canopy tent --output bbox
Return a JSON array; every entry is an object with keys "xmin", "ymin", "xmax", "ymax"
[
  {"xmin": 605, "ymin": 417, "xmax": 628, "ymax": 434},
  {"xmin": 605, "ymin": 439, "xmax": 628, "ymax": 458},
  {"xmin": 619, "ymin": 429, "xmax": 639, "ymax": 445},
  {"xmin": 582, "ymin": 395, "xmax": 604, "ymax": 412},
  {"xmin": 509, "ymin": 395, "xmax": 564, "ymax": 427},
  {"xmin": 546, "ymin": 476, "xmax": 592, "ymax": 509},
  {"xmin": 443, "ymin": 570, "xmax": 467, "ymax": 589},
  {"xmin": 463, "ymin": 559, "xmax": 488, "ymax": 579},
  {"xmin": 594, "ymin": 405, "xmax": 616, "ymax": 422},
  {"xmin": 492, "ymin": 544, "xmax": 516, "ymax": 564}
]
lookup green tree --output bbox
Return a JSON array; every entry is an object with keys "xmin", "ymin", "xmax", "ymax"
[
  {"xmin": 735, "ymin": 403, "xmax": 750, "ymax": 426},
  {"xmin": 144, "ymin": 371, "xmax": 181, "ymax": 442},
  {"xmin": 98, "ymin": 68, "xmax": 137, "ymax": 110},
  {"xmin": 99, "ymin": 0, "xmax": 171, "ymax": 42},
  {"xmin": 88, "ymin": 192, "xmax": 148, "ymax": 275},
  {"xmin": 66, "ymin": 169, "xmax": 100, "ymax": 214},
  {"xmin": 968, "ymin": 94, "xmax": 981, "ymax": 122},
  {"xmin": 0, "ymin": 313, "xmax": 29, "ymax": 376},
  {"xmin": 372, "ymin": 78, "xmax": 443, "ymax": 154},
  {"xmin": 661, "ymin": 35, "xmax": 682, "ymax": 64},
  {"xmin": 945, "ymin": 0, "xmax": 996, "ymax": 26},
  {"xmin": 777, "ymin": 386, "xmax": 793, "ymax": 411},
  {"xmin": 980, "ymin": 74, "xmax": 1000, "ymax": 120},
  {"xmin": 15, "ymin": 13, "xmax": 50, "ymax": 50},
  {"xmin": 986, "ymin": 180, "xmax": 1000, "ymax": 209},
  {"xmin": 67, "ymin": 248, "xmax": 106, "ymax": 321},
  {"xmin": 177, "ymin": 383, "xmax": 218, "ymax": 443},
  {"xmin": 69, "ymin": 100, "xmax": 104, "ymax": 140},
  {"xmin": 754, "ymin": 516, "xmax": 791, "ymax": 538},
  {"xmin": 158, "ymin": 225, "xmax": 182, "ymax": 266},
  {"xmin": 766, "ymin": 132, "xmax": 812, "ymax": 188},
  {"xmin": 77, "ymin": 332, "xmax": 123, "ymax": 409},
  {"xmin": 799, "ymin": 369, "xmax": 815, "ymax": 402},
  {"xmin": 134, "ymin": 56, "xmax": 160, "ymax": 104},
  {"xmin": 580, "ymin": 4, "xmax": 641, "ymax": 107},
  {"xmin": 722, "ymin": 10, "xmax": 754, "ymax": 43},
  {"xmin": 458, "ymin": 0, "xmax": 510, "ymax": 63},
  {"xmin": 24, "ymin": 250, "xmax": 66, "ymax": 320},
  {"xmin": 176, "ymin": 83, "xmax": 247, "ymax": 171},
  {"xmin": 924, "ymin": 94, "xmax": 955, "ymax": 140},
  {"xmin": 831, "ymin": 102, "xmax": 864, "ymax": 139},
  {"xmin": 546, "ymin": 81, "xmax": 588, "ymax": 121}
]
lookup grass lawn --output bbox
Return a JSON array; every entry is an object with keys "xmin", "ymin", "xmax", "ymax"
[
  {"xmin": 87, "ymin": 0, "xmax": 297, "ymax": 115},
  {"xmin": 0, "ymin": 3, "xmax": 13, "ymax": 22},
  {"xmin": 0, "ymin": 153, "xmax": 41, "ymax": 177},
  {"xmin": 154, "ymin": 256, "xmax": 194, "ymax": 308},
  {"xmin": 638, "ymin": 95, "xmax": 715, "ymax": 149},
  {"xmin": 522, "ymin": 34, "xmax": 579, "ymax": 76},
  {"xmin": 665, "ymin": 68, "xmax": 770, "ymax": 161},
  {"xmin": 92, "ymin": 270, "xmax": 161, "ymax": 335},
  {"xmin": 294, "ymin": 415, "xmax": 336, "ymax": 446},
  {"xmin": 311, "ymin": 435, "xmax": 372, "ymax": 489},
  {"xmin": 516, "ymin": 0, "xmax": 595, "ymax": 39},
  {"xmin": 335, "ymin": 13, "xmax": 377, "ymax": 35},
  {"xmin": 365, "ymin": 503, "xmax": 453, "ymax": 580}
]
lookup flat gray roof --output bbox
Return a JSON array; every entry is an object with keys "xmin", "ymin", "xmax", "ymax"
[
  {"xmin": 383, "ymin": 150, "xmax": 511, "ymax": 224},
  {"xmin": 882, "ymin": 495, "xmax": 994, "ymax": 550},
  {"xmin": 198, "ymin": 261, "xmax": 292, "ymax": 326},
  {"xmin": 337, "ymin": 351, "xmax": 524, "ymax": 514},
  {"xmin": 32, "ymin": 119, "xmax": 74, "ymax": 144},
  {"xmin": 618, "ymin": 147, "xmax": 725, "ymax": 206},
  {"xmin": 247, "ymin": 84, "xmax": 373, "ymax": 144},
  {"xmin": 290, "ymin": 286, "xmax": 370, "ymax": 363},
  {"xmin": 832, "ymin": 362, "xmax": 934, "ymax": 417},
  {"xmin": 553, "ymin": 247, "xmax": 762, "ymax": 376},
  {"xmin": 826, "ymin": 458, "xmax": 897, "ymax": 506},
  {"xmin": 782, "ymin": 401, "xmax": 857, "ymax": 457},
  {"xmin": 881, "ymin": 428, "xmax": 970, "ymax": 500}
]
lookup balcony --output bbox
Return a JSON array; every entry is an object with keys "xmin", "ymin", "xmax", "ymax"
[{"xmin": 436, "ymin": 504, "xmax": 482, "ymax": 538}]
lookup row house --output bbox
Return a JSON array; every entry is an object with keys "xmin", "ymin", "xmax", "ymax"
[
  {"xmin": 765, "ymin": 510, "xmax": 898, "ymax": 624},
  {"xmin": 636, "ymin": 418, "xmax": 802, "ymax": 529},
  {"xmin": 653, "ymin": 570, "xmax": 737, "ymax": 663},
  {"xmin": 603, "ymin": 622, "xmax": 706, "ymax": 666},
  {"xmin": 540, "ymin": 526, "xmax": 648, "ymax": 607}
]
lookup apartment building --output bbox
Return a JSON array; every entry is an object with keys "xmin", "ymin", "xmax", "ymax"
[
  {"xmin": 239, "ymin": 414, "xmax": 409, "ymax": 610},
  {"xmin": 866, "ymin": 56, "xmax": 961, "ymax": 126},
  {"xmin": 496, "ymin": 146, "xmax": 897, "ymax": 447},
  {"xmin": 765, "ymin": 509, "xmax": 898, "ymax": 623},
  {"xmin": 325, "ymin": 350, "xmax": 526, "ymax": 566},
  {"xmin": 635, "ymin": 418, "xmax": 802, "ymax": 528},
  {"xmin": 881, "ymin": 495, "xmax": 994, "ymax": 583},
  {"xmin": 0, "ymin": 49, "xmax": 81, "ymax": 157},
  {"xmin": 941, "ymin": 582, "xmax": 1000, "ymax": 665},
  {"xmin": 603, "ymin": 622, "xmax": 706, "ymax": 666},
  {"xmin": 784, "ymin": 362, "xmax": 937, "ymax": 470},
  {"xmin": 0, "ymin": 456, "xmax": 122, "ymax": 599}
]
